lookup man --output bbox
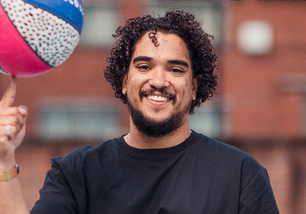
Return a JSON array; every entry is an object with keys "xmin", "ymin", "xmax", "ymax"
[{"xmin": 0, "ymin": 10, "xmax": 279, "ymax": 213}]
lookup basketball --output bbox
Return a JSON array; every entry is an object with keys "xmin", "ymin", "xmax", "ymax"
[{"xmin": 0, "ymin": 0, "xmax": 83, "ymax": 77}]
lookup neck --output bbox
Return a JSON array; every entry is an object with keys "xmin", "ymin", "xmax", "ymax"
[{"xmin": 124, "ymin": 117, "xmax": 192, "ymax": 149}]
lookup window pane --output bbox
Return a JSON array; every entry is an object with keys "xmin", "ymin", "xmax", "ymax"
[
  {"xmin": 190, "ymin": 105, "xmax": 222, "ymax": 137},
  {"xmin": 144, "ymin": 1, "xmax": 223, "ymax": 45},
  {"xmin": 79, "ymin": 4, "xmax": 118, "ymax": 47},
  {"xmin": 38, "ymin": 100, "xmax": 123, "ymax": 141}
]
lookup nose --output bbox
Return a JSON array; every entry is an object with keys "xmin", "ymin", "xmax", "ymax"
[{"xmin": 148, "ymin": 67, "xmax": 169, "ymax": 89}]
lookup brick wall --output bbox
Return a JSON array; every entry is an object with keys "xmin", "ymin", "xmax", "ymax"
[{"xmin": 222, "ymin": 0, "xmax": 306, "ymax": 138}]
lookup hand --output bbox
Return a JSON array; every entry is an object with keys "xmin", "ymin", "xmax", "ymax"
[{"xmin": 0, "ymin": 76, "xmax": 28, "ymax": 171}]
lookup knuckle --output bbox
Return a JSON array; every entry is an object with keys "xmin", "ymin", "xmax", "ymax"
[
  {"xmin": 11, "ymin": 107, "xmax": 19, "ymax": 114},
  {"xmin": 13, "ymin": 118, "xmax": 19, "ymax": 126}
]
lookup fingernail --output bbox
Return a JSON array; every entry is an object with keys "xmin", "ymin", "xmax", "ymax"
[{"xmin": 18, "ymin": 105, "xmax": 28, "ymax": 113}]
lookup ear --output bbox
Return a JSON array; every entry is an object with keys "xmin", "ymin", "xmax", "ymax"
[
  {"xmin": 192, "ymin": 77, "xmax": 199, "ymax": 100},
  {"xmin": 122, "ymin": 72, "xmax": 128, "ymax": 95}
]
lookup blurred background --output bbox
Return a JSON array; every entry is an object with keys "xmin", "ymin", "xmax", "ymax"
[{"xmin": 0, "ymin": 0, "xmax": 305, "ymax": 213}]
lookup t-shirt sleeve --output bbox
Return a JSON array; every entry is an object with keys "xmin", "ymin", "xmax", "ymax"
[
  {"xmin": 239, "ymin": 158, "xmax": 279, "ymax": 214},
  {"xmin": 31, "ymin": 149, "xmax": 88, "ymax": 214}
]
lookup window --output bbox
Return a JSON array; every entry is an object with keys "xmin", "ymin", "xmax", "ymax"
[
  {"xmin": 190, "ymin": 104, "xmax": 223, "ymax": 138},
  {"xmin": 79, "ymin": 2, "xmax": 119, "ymax": 47},
  {"xmin": 144, "ymin": 0, "xmax": 223, "ymax": 45},
  {"xmin": 38, "ymin": 98, "xmax": 125, "ymax": 140}
]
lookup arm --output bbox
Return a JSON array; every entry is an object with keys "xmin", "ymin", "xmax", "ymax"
[
  {"xmin": 239, "ymin": 162, "xmax": 279, "ymax": 214},
  {"xmin": 0, "ymin": 76, "xmax": 29, "ymax": 213},
  {"xmin": 31, "ymin": 158, "xmax": 80, "ymax": 214}
]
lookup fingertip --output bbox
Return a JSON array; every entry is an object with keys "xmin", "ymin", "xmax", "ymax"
[
  {"xmin": 0, "ymin": 76, "xmax": 18, "ymax": 107},
  {"xmin": 10, "ymin": 75, "xmax": 17, "ymax": 82},
  {"xmin": 18, "ymin": 105, "xmax": 28, "ymax": 115}
]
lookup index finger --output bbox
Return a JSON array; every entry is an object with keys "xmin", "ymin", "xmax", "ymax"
[{"xmin": 0, "ymin": 76, "xmax": 17, "ymax": 107}]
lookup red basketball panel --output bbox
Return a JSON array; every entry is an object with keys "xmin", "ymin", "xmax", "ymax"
[{"xmin": 0, "ymin": 4, "xmax": 52, "ymax": 76}]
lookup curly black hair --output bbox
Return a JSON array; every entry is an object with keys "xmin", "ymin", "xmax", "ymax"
[{"xmin": 104, "ymin": 9, "xmax": 218, "ymax": 114}]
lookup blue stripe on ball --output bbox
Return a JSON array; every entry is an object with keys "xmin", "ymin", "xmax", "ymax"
[{"xmin": 22, "ymin": 0, "xmax": 83, "ymax": 33}]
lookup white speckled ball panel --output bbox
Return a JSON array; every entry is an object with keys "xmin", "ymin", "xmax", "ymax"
[{"xmin": 1, "ymin": 0, "xmax": 80, "ymax": 67}]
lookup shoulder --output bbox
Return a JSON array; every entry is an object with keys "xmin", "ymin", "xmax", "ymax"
[
  {"xmin": 50, "ymin": 136, "xmax": 123, "ymax": 174},
  {"xmin": 194, "ymin": 132, "xmax": 264, "ymax": 173},
  {"xmin": 195, "ymin": 133, "xmax": 251, "ymax": 159},
  {"xmin": 194, "ymin": 132, "xmax": 272, "ymax": 192}
]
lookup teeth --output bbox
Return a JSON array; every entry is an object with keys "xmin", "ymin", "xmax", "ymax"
[{"xmin": 147, "ymin": 95, "xmax": 169, "ymax": 102}]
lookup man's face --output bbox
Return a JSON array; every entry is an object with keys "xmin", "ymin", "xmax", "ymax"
[{"xmin": 122, "ymin": 32, "xmax": 198, "ymax": 137}]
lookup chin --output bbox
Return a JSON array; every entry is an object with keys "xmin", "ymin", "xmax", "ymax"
[{"xmin": 130, "ymin": 106, "xmax": 185, "ymax": 138}]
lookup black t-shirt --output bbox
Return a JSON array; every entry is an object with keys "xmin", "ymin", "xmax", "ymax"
[{"xmin": 31, "ymin": 131, "xmax": 279, "ymax": 214}]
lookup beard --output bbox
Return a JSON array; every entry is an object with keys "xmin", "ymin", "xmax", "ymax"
[{"xmin": 127, "ymin": 96, "xmax": 191, "ymax": 138}]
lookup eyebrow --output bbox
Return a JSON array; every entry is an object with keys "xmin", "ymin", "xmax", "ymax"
[
  {"xmin": 132, "ymin": 56, "xmax": 189, "ymax": 68},
  {"xmin": 132, "ymin": 56, "xmax": 153, "ymax": 64},
  {"xmin": 167, "ymin": 59, "xmax": 189, "ymax": 68}
]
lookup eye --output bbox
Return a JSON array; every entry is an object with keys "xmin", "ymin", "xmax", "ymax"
[
  {"xmin": 170, "ymin": 67, "xmax": 185, "ymax": 73},
  {"xmin": 136, "ymin": 64, "xmax": 151, "ymax": 71}
]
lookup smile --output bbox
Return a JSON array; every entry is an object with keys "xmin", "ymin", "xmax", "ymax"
[{"xmin": 146, "ymin": 95, "xmax": 170, "ymax": 102}]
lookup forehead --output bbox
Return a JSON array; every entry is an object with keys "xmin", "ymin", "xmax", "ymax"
[{"xmin": 132, "ymin": 32, "xmax": 191, "ymax": 62}]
